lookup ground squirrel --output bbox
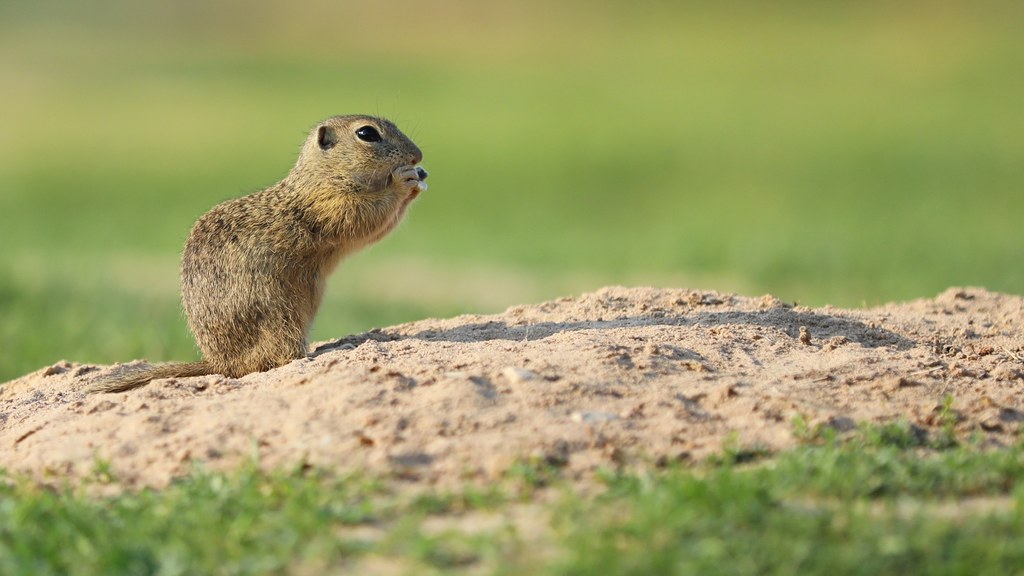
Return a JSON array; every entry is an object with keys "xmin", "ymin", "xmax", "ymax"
[{"xmin": 87, "ymin": 115, "xmax": 427, "ymax": 393}]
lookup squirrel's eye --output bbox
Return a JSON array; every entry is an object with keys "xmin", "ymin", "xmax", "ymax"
[{"xmin": 355, "ymin": 126, "xmax": 382, "ymax": 142}]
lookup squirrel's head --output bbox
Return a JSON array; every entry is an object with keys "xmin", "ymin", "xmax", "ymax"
[{"xmin": 297, "ymin": 115, "xmax": 423, "ymax": 192}]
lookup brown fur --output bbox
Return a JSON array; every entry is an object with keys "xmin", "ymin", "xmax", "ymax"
[{"xmin": 87, "ymin": 115, "xmax": 424, "ymax": 393}]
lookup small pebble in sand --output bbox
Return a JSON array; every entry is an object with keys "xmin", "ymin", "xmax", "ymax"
[
  {"xmin": 501, "ymin": 367, "xmax": 536, "ymax": 384},
  {"xmin": 571, "ymin": 411, "xmax": 619, "ymax": 424}
]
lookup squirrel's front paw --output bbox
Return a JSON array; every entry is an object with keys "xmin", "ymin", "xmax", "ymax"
[{"xmin": 393, "ymin": 165, "xmax": 428, "ymax": 193}]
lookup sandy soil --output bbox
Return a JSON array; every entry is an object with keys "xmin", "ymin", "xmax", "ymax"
[{"xmin": 2, "ymin": 286, "xmax": 1023, "ymax": 490}]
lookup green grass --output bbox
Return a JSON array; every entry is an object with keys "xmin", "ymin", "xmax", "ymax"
[
  {"xmin": 555, "ymin": 450, "xmax": 1024, "ymax": 575},
  {"xmin": 3, "ymin": 425, "xmax": 1024, "ymax": 575},
  {"xmin": 2, "ymin": 0, "xmax": 1023, "ymax": 380}
]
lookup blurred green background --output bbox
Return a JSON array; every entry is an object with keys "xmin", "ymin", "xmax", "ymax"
[{"xmin": 1, "ymin": 1, "xmax": 1022, "ymax": 381}]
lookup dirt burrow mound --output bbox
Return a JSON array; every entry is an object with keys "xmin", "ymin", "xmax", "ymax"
[{"xmin": 2, "ymin": 286, "xmax": 1023, "ymax": 489}]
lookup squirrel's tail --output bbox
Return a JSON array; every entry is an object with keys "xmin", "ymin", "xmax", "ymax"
[{"xmin": 86, "ymin": 360, "xmax": 215, "ymax": 394}]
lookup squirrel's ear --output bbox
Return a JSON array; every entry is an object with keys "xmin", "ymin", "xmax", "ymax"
[{"xmin": 317, "ymin": 125, "xmax": 337, "ymax": 150}]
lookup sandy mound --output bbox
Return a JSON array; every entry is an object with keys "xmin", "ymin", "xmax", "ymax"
[{"xmin": 3, "ymin": 286, "xmax": 1023, "ymax": 489}]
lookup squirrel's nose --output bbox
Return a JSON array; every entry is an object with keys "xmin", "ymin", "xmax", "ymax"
[{"xmin": 416, "ymin": 166, "xmax": 428, "ymax": 180}]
